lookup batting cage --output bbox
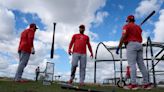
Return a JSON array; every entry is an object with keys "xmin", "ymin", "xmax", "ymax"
[
  {"xmin": 39, "ymin": 62, "xmax": 54, "ymax": 85},
  {"xmin": 44, "ymin": 62, "xmax": 54, "ymax": 81},
  {"xmin": 94, "ymin": 37, "xmax": 164, "ymax": 88}
]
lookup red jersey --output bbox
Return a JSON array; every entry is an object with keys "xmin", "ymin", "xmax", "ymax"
[
  {"xmin": 122, "ymin": 22, "xmax": 142, "ymax": 44},
  {"xmin": 69, "ymin": 34, "xmax": 92, "ymax": 54},
  {"xmin": 18, "ymin": 28, "xmax": 35, "ymax": 53}
]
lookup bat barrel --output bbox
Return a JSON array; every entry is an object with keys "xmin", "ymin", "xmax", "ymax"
[
  {"xmin": 50, "ymin": 23, "xmax": 56, "ymax": 59},
  {"xmin": 140, "ymin": 10, "xmax": 155, "ymax": 26}
]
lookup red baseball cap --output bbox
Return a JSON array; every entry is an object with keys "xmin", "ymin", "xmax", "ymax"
[
  {"xmin": 30, "ymin": 23, "xmax": 38, "ymax": 29},
  {"xmin": 79, "ymin": 24, "xmax": 85, "ymax": 29},
  {"xmin": 126, "ymin": 15, "xmax": 135, "ymax": 22}
]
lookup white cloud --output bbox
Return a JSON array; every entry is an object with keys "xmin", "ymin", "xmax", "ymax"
[
  {"xmin": 93, "ymin": 11, "xmax": 109, "ymax": 26},
  {"xmin": 0, "ymin": 57, "xmax": 9, "ymax": 69},
  {"xmin": 0, "ymin": 6, "xmax": 15, "ymax": 40},
  {"xmin": 0, "ymin": 0, "xmax": 108, "ymax": 52},
  {"xmin": 154, "ymin": 9, "xmax": 164, "ymax": 42},
  {"xmin": 0, "ymin": 0, "xmax": 106, "ymax": 25},
  {"xmin": 142, "ymin": 30, "xmax": 151, "ymax": 42},
  {"xmin": 0, "ymin": 0, "xmax": 108, "ymax": 81},
  {"xmin": 6, "ymin": 64, "xmax": 18, "ymax": 77},
  {"xmin": 135, "ymin": 0, "xmax": 163, "ymax": 18},
  {"xmin": 118, "ymin": 4, "xmax": 124, "ymax": 10},
  {"xmin": 22, "ymin": 17, "xmax": 28, "ymax": 24}
]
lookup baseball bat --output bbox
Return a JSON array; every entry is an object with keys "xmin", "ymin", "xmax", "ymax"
[
  {"xmin": 50, "ymin": 23, "xmax": 56, "ymax": 59},
  {"xmin": 140, "ymin": 10, "xmax": 155, "ymax": 26}
]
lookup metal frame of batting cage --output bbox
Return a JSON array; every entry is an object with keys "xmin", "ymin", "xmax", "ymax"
[
  {"xmin": 94, "ymin": 37, "xmax": 164, "ymax": 88},
  {"xmin": 44, "ymin": 62, "xmax": 55, "ymax": 83}
]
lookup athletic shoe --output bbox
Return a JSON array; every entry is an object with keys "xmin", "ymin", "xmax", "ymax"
[
  {"xmin": 79, "ymin": 82, "xmax": 85, "ymax": 86},
  {"xmin": 15, "ymin": 80, "xmax": 28, "ymax": 83},
  {"xmin": 143, "ymin": 83, "xmax": 153, "ymax": 90},
  {"xmin": 67, "ymin": 79, "xmax": 73, "ymax": 84},
  {"xmin": 123, "ymin": 84, "xmax": 139, "ymax": 90}
]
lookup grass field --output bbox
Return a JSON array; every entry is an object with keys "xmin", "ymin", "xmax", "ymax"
[{"xmin": 0, "ymin": 80, "xmax": 164, "ymax": 92}]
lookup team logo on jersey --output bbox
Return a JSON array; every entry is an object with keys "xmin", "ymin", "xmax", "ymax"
[{"xmin": 80, "ymin": 35, "xmax": 84, "ymax": 40}]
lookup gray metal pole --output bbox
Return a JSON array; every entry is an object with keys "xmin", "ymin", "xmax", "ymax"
[
  {"xmin": 148, "ymin": 37, "xmax": 157, "ymax": 87},
  {"xmin": 94, "ymin": 61, "xmax": 97, "ymax": 83}
]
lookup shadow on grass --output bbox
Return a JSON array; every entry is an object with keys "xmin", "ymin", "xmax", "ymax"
[{"xmin": 0, "ymin": 81, "xmax": 164, "ymax": 92}]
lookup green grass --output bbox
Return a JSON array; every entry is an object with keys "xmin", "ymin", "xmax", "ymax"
[{"xmin": 0, "ymin": 80, "xmax": 164, "ymax": 92}]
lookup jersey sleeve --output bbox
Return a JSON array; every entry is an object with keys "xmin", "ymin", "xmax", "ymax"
[
  {"xmin": 122, "ymin": 25, "xmax": 128, "ymax": 35},
  {"xmin": 27, "ymin": 30, "xmax": 35, "ymax": 48},
  {"xmin": 87, "ymin": 37, "xmax": 93, "ymax": 55},
  {"xmin": 68, "ymin": 34, "xmax": 75, "ymax": 51}
]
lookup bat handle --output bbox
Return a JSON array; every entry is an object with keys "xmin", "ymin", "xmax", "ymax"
[{"xmin": 54, "ymin": 23, "xmax": 56, "ymax": 28}]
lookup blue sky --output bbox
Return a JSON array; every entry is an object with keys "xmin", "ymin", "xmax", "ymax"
[
  {"xmin": 92, "ymin": 0, "xmax": 162, "ymax": 42},
  {"xmin": 0, "ymin": 0, "xmax": 164, "ymax": 82}
]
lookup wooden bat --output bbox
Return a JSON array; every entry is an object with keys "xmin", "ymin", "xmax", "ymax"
[
  {"xmin": 140, "ymin": 10, "xmax": 155, "ymax": 26},
  {"xmin": 60, "ymin": 83, "xmax": 106, "ymax": 92},
  {"xmin": 50, "ymin": 23, "xmax": 56, "ymax": 59}
]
